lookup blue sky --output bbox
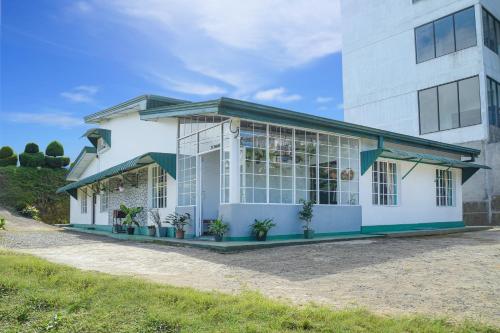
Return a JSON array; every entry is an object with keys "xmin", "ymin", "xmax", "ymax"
[{"xmin": 1, "ymin": 0, "xmax": 343, "ymax": 161}]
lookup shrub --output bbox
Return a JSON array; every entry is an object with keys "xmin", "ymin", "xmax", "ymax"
[
  {"xmin": 0, "ymin": 154, "xmax": 18, "ymax": 167},
  {"xmin": 0, "ymin": 217, "xmax": 5, "ymax": 230},
  {"xmin": 45, "ymin": 156, "xmax": 70, "ymax": 169},
  {"xmin": 20, "ymin": 204, "xmax": 41, "ymax": 221},
  {"xmin": 45, "ymin": 141, "xmax": 64, "ymax": 157},
  {"xmin": 24, "ymin": 143, "xmax": 40, "ymax": 154},
  {"xmin": 19, "ymin": 152, "xmax": 45, "ymax": 168},
  {"xmin": 0, "ymin": 146, "xmax": 14, "ymax": 159}
]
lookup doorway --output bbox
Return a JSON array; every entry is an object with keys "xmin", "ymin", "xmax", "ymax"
[
  {"xmin": 91, "ymin": 193, "xmax": 97, "ymax": 225},
  {"xmin": 199, "ymin": 149, "xmax": 220, "ymax": 235}
]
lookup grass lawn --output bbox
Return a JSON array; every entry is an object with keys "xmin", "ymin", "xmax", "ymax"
[{"xmin": 0, "ymin": 251, "xmax": 497, "ymax": 333}]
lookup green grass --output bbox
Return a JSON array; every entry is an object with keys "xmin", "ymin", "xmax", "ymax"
[
  {"xmin": 0, "ymin": 251, "xmax": 497, "ymax": 333},
  {"xmin": 0, "ymin": 166, "xmax": 69, "ymax": 224}
]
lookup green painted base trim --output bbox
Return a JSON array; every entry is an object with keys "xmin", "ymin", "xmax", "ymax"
[
  {"xmin": 225, "ymin": 231, "xmax": 361, "ymax": 242},
  {"xmin": 361, "ymin": 221, "xmax": 464, "ymax": 234},
  {"xmin": 69, "ymin": 224, "xmax": 113, "ymax": 232}
]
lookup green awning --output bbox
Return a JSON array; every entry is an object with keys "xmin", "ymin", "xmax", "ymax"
[
  {"xmin": 360, "ymin": 148, "xmax": 490, "ymax": 184},
  {"xmin": 57, "ymin": 152, "xmax": 176, "ymax": 198},
  {"xmin": 82, "ymin": 128, "xmax": 111, "ymax": 148}
]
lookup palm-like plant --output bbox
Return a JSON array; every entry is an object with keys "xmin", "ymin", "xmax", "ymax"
[
  {"xmin": 251, "ymin": 218, "xmax": 276, "ymax": 241},
  {"xmin": 209, "ymin": 218, "xmax": 229, "ymax": 240},
  {"xmin": 120, "ymin": 204, "xmax": 143, "ymax": 227},
  {"xmin": 165, "ymin": 212, "xmax": 191, "ymax": 231}
]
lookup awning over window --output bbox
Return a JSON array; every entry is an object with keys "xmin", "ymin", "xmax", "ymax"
[
  {"xmin": 360, "ymin": 148, "xmax": 490, "ymax": 184},
  {"xmin": 57, "ymin": 152, "xmax": 176, "ymax": 198},
  {"xmin": 82, "ymin": 128, "xmax": 112, "ymax": 148}
]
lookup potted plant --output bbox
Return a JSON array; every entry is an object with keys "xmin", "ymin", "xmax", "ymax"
[
  {"xmin": 208, "ymin": 218, "xmax": 229, "ymax": 242},
  {"xmin": 298, "ymin": 199, "xmax": 314, "ymax": 239},
  {"xmin": 148, "ymin": 209, "xmax": 162, "ymax": 237},
  {"xmin": 165, "ymin": 212, "xmax": 191, "ymax": 239},
  {"xmin": 251, "ymin": 218, "xmax": 276, "ymax": 241},
  {"xmin": 120, "ymin": 204, "xmax": 143, "ymax": 235}
]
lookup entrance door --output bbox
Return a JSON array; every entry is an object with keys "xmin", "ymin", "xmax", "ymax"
[
  {"xmin": 200, "ymin": 149, "xmax": 220, "ymax": 235},
  {"xmin": 91, "ymin": 193, "xmax": 97, "ymax": 225}
]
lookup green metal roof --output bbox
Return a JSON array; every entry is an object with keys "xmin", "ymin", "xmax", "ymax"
[
  {"xmin": 139, "ymin": 97, "xmax": 480, "ymax": 157},
  {"xmin": 360, "ymin": 148, "xmax": 490, "ymax": 184},
  {"xmin": 82, "ymin": 128, "xmax": 112, "ymax": 148},
  {"xmin": 67, "ymin": 146, "xmax": 97, "ymax": 180},
  {"xmin": 57, "ymin": 152, "xmax": 176, "ymax": 198},
  {"xmin": 84, "ymin": 95, "xmax": 190, "ymax": 123}
]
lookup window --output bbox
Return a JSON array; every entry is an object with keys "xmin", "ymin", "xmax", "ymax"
[
  {"xmin": 240, "ymin": 121, "xmax": 267, "ymax": 203},
  {"xmin": 295, "ymin": 130, "xmax": 318, "ymax": 203},
  {"xmin": 100, "ymin": 182, "xmax": 109, "ymax": 212},
  {"xmin": 372, "ymin": 161, "xmax": 398, "ymax": 206},
  {"xmin": 488, "ymin": 77, "xmax": 500, "ymax": 128},
  {"xmin": 269, "ymin": 126, "xmax": 294, "ymax": 204},
  {"xmin": 436, "ymin": 169, "xmax": 455, "ymax": 206},
  {"xmin": 178, "ymin": 135, "xmax": 197, "ymax": 206},
  {"xmin": 415, "ymin": 7, "xmax": 476, "ymax": 63},
  {"xmin": 419, "ymin": 76, "xmax": 481, "ymax": 134},
  {"xmin": 152, "ymin": 165, "xmax": 168, "ymax": 208},
  {"xmin": 318, "ymin": 134, "xmax": 339, "ymax": 205},
  {"xmin": 339, "ymin": 137, "xmax": 359, "ymax": 205},
  {"xmin": 220, "ymin": 122, "xmax": 231, "ymax": 203},
  {"xmin": 483, "ymin": 8, "xmax": 500, "ymax": 54},
  {"xmin": 80, "ymin": 189, "xmax": 87, "ymax": 214}
]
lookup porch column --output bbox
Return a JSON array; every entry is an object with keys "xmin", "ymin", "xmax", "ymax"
[{"xmin": 229, "ymin": 118, "xmax": 240, "ymax": 203}]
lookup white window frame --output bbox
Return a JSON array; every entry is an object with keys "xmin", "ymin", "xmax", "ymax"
[
  {"xmin": 436, "ymin": 169, "xmax": 455, "ymax": 207},
  {"xmin": 80, "ymin": 188, "xmax": 88, "ymax": 214},
  {"xmin": 151, "ymin": 165, "xmax": 168, "ymax": 209},
  {"xmin": 372, "ymin": 160, "xmax": 399, "ymax": 206}
]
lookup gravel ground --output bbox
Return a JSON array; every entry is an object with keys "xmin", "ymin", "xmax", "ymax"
[{"xmin": 1, "ymin": 209, "xmax": 499, "ymax": 326}]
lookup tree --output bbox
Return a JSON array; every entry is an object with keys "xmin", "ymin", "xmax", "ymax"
[
  {"xmin": 0, "ymin": 146, "xmax": 18, "ymax": 167},
  {"xmin": 44, "ymin": 141, "xmax": 70, "ymax": 169}
]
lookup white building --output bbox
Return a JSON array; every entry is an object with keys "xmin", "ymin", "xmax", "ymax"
[
  {"xmin": 58, "ymin": 95, "xmax": 489, "ymax": 239},
  {"xmin": 341, "ymin": 0, "xmax": 500, "ymax": 225}
]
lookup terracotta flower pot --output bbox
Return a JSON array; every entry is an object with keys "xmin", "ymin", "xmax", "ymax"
[{"xmin": 176, "ymin": 229, "xmax": 185, "ymax": 239}]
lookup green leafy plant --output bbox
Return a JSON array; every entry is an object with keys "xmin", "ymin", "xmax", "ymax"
[
  {"xmin": 0, "ymin": 146, "xmax": 18, "ymax": 167},
  {"xmin": 208, "ymin": 218, "xmax": 229, "ymax": 236},
  {"xmin": 251, "ymin": 218, "xmax": 276, "ymax": 241},
  {"xmin": 20, "ymin": 204, "xmax": 41, "ymax": 221},
  {"xmin": 148, "ymin": 209, "xmax": 162, "ymax": 237},
  {"xmin": 0, "ymin": 217, "xmax": 6, "ymax": 230},
  {"xmin": 24, "ymin": 143, "xmax": 39, "ymax": 154},
  {"xmin": 165, "ymin": 212, "xmax": 191, "ymax": 231},
  {"xmin": 119, "ymin": 204, "xmax": 143, "ymax": 227},
  {"xmin": 45, "ymin": 141, "xmax": 64, "ymax": 157},
  {"xmin": 298, "ymin": 199, "xmax": 314, "ymax": 231}
]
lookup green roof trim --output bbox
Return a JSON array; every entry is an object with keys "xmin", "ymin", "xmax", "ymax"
[
  {"xmin": 82, "ymin": 128, "xmax": 111, "ymax": 148},
  {"xmin": 85, "ymin": 95, "xmax": 190, "ymax": 123},
  {"xmin": 360, "ymin": 148, "xmax": 490, "ymax": 184},
  {"xmin": 139, "ymin": 97, "xmax": 480, "ymax": 157},
  {"xmin": 68, "ymin": 146, "xmax": 96, "ymax": 173},
  {"xmin": 57, "ymin": 152, "xmax": 176, "ymax": 198}
]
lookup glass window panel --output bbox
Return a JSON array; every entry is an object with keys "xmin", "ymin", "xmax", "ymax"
[
  {"xmin": 454, "ymin": 7, "xmax": 477, "ymax": 50},
  {"xmin": 419, "ymin": 87, "xmax": 439, "ymax": 134},
  {"xmin": 416, "ymin": 23, "xmax": 435, "ymax": 63},
  {"xmin": 438, "ymin": 82, "xmax": 459, "ymax": 130},
  {"xmin": 459, "ymin": 76, "xmax": 481, "ymax": 127},
  {"xmin": 435, "ymin": 15, "xmax": 455, "ymax": 56},
  {"xmin": 372, "ymin": 161, "xmax": 398, "ymax": 206}
]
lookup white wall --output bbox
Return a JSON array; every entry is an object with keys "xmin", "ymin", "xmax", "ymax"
[
  {"xmin": 341, "ymin": 0, "xmax": 495, "ymax": 144},
  {"xmin": 360, "ymin": 159, "xmax": 463, "ymax": 226}
]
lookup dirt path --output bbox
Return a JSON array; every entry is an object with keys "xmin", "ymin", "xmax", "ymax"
[{"xmin": 1, "ymin": 209, "xmax": 499, "ymax": 325}]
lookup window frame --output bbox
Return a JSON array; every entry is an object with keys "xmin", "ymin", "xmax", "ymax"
[
  {"xmin": 80, "ymin": 188, "xmax": 88, "ymax": 214},
  {"xmin": 99, "ymin": 181, "xmax": 109, "ymax": 212},
  {"xmin": 371, "ymin": 160, "xmax": 399, "ymax": 207},
  {"xmin": 151, "ymin": 164, "xmax": 168, "ymax": 209},
  {"xmin": 435, "ymin": 169, "xmax": 456, "ymax": 207},
  {"xmin": 482, "ymin": 7, "xmax": 500, "ymax": 55},
  {"xmin": 414, "ymin": 6, "xmax": 477, "ymax": 64},
  {"xmin": 418, "ymin": 75, "xmax": 482, "ymax": 135}
]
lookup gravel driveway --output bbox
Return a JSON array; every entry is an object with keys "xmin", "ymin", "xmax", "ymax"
[{"xmin": 1, "ymin": 209, "xmax": 499, "ymax": 325}]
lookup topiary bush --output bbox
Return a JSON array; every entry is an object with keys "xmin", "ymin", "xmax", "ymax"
[
  {"xmin": 0, "ymin": 146, "xmax": 18, "ymax": 167},
  {"xmin": 45, "ymin": 141, "xmax": 64, "ymax": 157},
  {"xmin": 45, "ymin": 156, "xmax": 70, "ymax": 169},
  {"xmin": 25, "ymin": 143, "xmax": 40, "ymax": 154},
  {"xmin": 19, "ymin": 152, "xmax": 45, "ymax": 168}
]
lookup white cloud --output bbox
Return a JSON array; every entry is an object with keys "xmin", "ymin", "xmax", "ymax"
[
  {"xmin": 315, "ymin": 96, "xmax": 334, "ymax": 103},
  {"xmin": 75, "ymin": 0, "xmax": 341, "ymax": 95},
  {"xmin": 5, "ymin": 111, "xmax": 83, "ymax": 129},
  {"xmin": 254, "ymin": 87, "xmax": 301, "ymax": 102},
  {"xmin": 337, "ymin": 103, "xmax": 344, "ymax": 109},
  {"xmin": 146, "ymin": 72, "xmax": 226, "ymax": 96},
  {"xmin": 61, "ymin": 85, "xmax": 99, "ymax": 103},
  {"xmin": 74, "ymin": 1, "xmax": 93, "ymax": 13}
]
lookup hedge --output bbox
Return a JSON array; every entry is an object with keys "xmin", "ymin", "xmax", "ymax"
[
  {"xmin": 0, "ymin": 154, "xmax": 18, "ymax": 167},
  {"xmin": 25, "ymin": 142, "xmax": 40, "ymax": 154},
  {"xmin": 0, "ymin": 146, "xmax": 14, "ymax": 159},
  {"xmin": 19, "ymin": 152, "xmax": 45, "ymax": 168},
  {"xmin": 45, "ymin": 156, "xmax": 70, "ymax": 169},
  {"xmin": 45, "ymin": 141, "xmax": 64, "ymax": 157}
]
